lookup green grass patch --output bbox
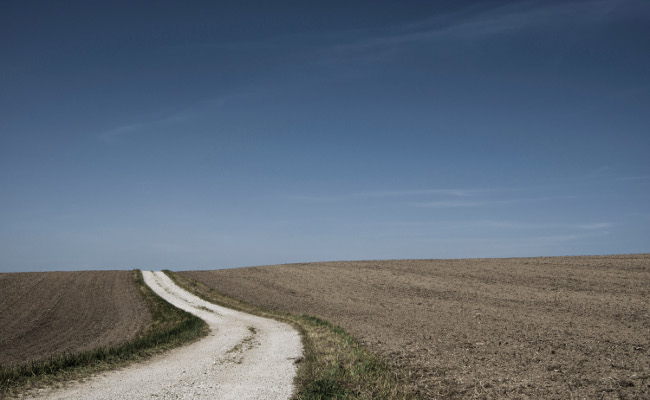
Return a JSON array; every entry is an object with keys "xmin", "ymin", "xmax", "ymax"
[
  {"xmin": 164, "ymin": 270, "xmax": 418, "ymax": 399},
  {"xmin": 0, "ymin": 270, "xmax": 208, "ymax": 398}
]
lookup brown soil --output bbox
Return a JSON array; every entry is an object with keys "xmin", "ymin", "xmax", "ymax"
[
  {"xmin": 0, "ymin": 270, "xmax": 150, "ymax": 367},
  {"xmin": 181, "ymin": 254, "xmax": 650, "ymax": 399}
]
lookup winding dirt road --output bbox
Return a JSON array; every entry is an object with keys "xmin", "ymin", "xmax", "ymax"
[{"xmin": 29, "ymin": 271, "xmax": 302, "ymax": 399}]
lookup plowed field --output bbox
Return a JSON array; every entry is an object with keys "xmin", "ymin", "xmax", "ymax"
[
  {"xmin": 181, "ymin": 255, "xmax": 650, "ymax": 399},
  {"xmin": 0, "ymin": 271, "xmax": 150, "ymax": 367}
]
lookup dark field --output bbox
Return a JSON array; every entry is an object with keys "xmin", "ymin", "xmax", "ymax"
[
  {"xmin": 181, "ymin": 255, "xmax": 650, "ymax": 399},
  {"xmin": 0, "ymin": 271, "xmax": 150, "ymax": 367}
]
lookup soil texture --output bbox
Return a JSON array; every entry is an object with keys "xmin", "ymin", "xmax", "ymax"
[
  {"xmin": 26, "ymin": 271, "xmax": 301, "ymax": 400},
  {"xmin": 0, "ymin": 271, "xmax": 150, "ymax": 367},
  {"xmin": 181, "ymin": 254, "xmax": 650, "ymax": 399}
]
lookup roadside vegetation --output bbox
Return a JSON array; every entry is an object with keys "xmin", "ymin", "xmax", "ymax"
[
  {"xmin": 0, "ymin": 270, "xmax": 207, "ymax": 398},
  {"xmin": 164, "ymin": 270, "xmax": 417, "ymax": 400}
]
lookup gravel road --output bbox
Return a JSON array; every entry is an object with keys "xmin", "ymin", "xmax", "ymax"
[{"xmin": 26, "ymin": 271, "xmax": 302, "ymax": 400}]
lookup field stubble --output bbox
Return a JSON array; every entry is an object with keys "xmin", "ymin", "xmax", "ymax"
[{"xmin": 181, "ymin": 254, "xmax": 650, "ymax": 399}]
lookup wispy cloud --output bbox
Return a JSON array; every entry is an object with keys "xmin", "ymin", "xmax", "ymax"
[
  {"xmin": 97, "ymin": 94, "xmax": 246, "ymax": 141},
  {"xmin": 323, "ymin": 0, "xmax": 643, "ymax": 60},
  {"xmin": 616, "ymin": 175, "xmax": 650, "ymax": 181},
  {"xmin": 413, "ymin": 199, "xmax": 514, "ymax": 208},
  {"xmin": 99, "ymin": 107, "xmax": 199, "ymax": 141},
  {"xmin": 288, "ymin": 188, "xmax": 480, "ymax": 202},
  {"xmin": 588, "ymin": 166, "xmax": 650, "ymax": 182},
  {"xmin": 475, "ymin": 220, "xmax": 613, "ymax": 231},
  {"xmin": 290, "ymin": 188, "xmax": 586, "ymax": 208},
  {"xmin": 412, "ymin": 194, "xmax": 579, "ymax": 208},
  {"xmin": 99, "ymin": 118, "xmax": 174, "ymax": 141},
  {"xmin": 517, "ymin": 230, "xmax": 611, "ymax": 246}
]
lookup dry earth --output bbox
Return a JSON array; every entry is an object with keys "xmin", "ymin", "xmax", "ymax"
[
  {"xmin": 181, "ymin": 254, "xmax": 650, "ymax": 399},
  {"xmin": 0, "ymin": 271, "xmax": 150, "ymax": 367},
  {"xmin": 24, "ymin": 271, "xmax": 301, "ymax": 400}
]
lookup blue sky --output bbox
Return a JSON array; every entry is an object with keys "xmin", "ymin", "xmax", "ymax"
[{"xmin": 1, "ymin": 0, "xmax": 649, "ymax": 272}]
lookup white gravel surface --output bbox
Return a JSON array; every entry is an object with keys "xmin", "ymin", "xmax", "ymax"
[{"xmin": 26, "ymin": 271, "xmax": 302, "ymax": 399}]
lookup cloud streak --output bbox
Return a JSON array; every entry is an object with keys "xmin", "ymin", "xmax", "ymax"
[
  {"xmin": 99, "ymin": 107, "xmax": 202, "ymax": 141},
  {"xmin": 97, "ymin": 94, "xmax": 247, "ymax": 141},
  {"xmin": 290, "ymin": 187, "xmax": 587, "ymax": 209},
  {"xmin": 288, "ymin": 188, "xmax": 480, "ymax": 203},
  {"xmin": 473, "ymin": 221, "xmax": 612, "ymax": 231},
  {"xmin": 413, "ymin": 194, "xmax": 580, "ymax": 208},
  {"xmin": 322, "ymin": 0, "xmax": 646, "ymax": 60},
  {"xmin": 413, "ymin": 199, "xmax": 515, "ymax": 208}
]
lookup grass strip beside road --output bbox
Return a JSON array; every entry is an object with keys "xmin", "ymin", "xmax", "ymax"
[
  {"xmin": 164, "ymin": 270, "xmax": 417, "ymax": 400},
  {"xmin": 0, "ymin": 270, "xmax": 207, "ymax": 397}
]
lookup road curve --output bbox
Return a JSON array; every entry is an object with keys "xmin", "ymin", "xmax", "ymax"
[{"xmin": 29, "ymin": 271, "xmax": 302, "ymax": 400}]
